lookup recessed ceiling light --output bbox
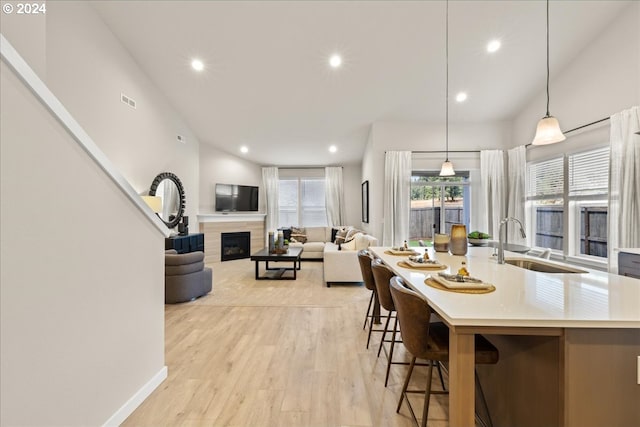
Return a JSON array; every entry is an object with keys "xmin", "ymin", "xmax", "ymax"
[
  {"xmin": 240, "ymin": 146, "xmax": 248, "ymax": 154},
  {"xmin": 456, "ymin": 92, "xmax": 468, "ymax": 102},
  {"xmin": 329, "ymin": 145, "xmax": 337, "ymax": 153},
  {"xmin": 487, "ymin": 40, "xmax": 501, "ymax": 53},
  {"xmin": 191, "ymin": 59, "xmax": 204, "ymax": 71},
  {"xmin": 329, "ymin": 54, "xmax": 342, "ymax": 68}
]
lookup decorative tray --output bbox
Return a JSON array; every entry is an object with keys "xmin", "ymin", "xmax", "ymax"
[
  {"xmin": 398, "ymin": 257, "xmax": 446, "ymax": 269},
  {"xmin": 431, "ymin": 273, "xmax": 494, "ymax": 290},
  {"xmin": 386, "ymin": 248, "xmax": 419, "ymax": 256}
]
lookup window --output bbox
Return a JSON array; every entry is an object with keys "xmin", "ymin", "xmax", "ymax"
[
  {"xmin": 410, "ymin": 172, "xmax": 470, "ymax": 243},
  {"xmin": 568, "ymin": 147, "xmax": 609, "ymax": 258},
  {"xmin": 526, "ymin": 157, "xmax": 564, "ymax": 251},
  {"xmin": 526, "ymin": 147, "xmax": 609, "ymax": 260},
  {"xmin": 278, "ymin": 176, "xmax": 327, "ymax": 227}
]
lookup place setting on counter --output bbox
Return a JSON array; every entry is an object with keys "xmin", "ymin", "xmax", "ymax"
[
  {"xmin": 397, "ymin": 252, "xmax": 447, "ymax": 270},
  {"xmin": 384, "ymin": 241, "xmax": 419, "ymax": 256},
  {"xmin": 425, "ymin": 261, "xmax": 495, "ymax": 294}
]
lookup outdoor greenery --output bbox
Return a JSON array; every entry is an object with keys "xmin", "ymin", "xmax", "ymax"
[{"xmin": 411, "ymin": 175, "xmax": 466, "ymax": 202}]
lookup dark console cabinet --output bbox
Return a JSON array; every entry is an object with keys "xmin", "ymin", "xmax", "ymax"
[{"xmin": 165, "ymin": 233, "xmax": 205, "ymax": 254}]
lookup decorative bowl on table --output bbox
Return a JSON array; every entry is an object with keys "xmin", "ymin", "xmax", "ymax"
[
  {"xmin": 468, "ymin": 238, "xmax": 489, "ymax": 246},
  {"xmin": 467, "ymin": 231, "xmax": 491, "ymax": 246}
]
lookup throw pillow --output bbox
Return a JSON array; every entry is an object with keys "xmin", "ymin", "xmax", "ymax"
[
  {"xmin": 341, "ymin": 235, "xmax": 358, "ymax": 251},
  {"xmin": 334, "ymin": 228, "xmax": 349, "ymax": 244},
  {"xmin": 281, "ymin": 227, "xmax": 292, "ymax": 241},
  {"xmin": 291, "ymin": 226, "xmax": 305, "ymax": 235},
  {"xmin": 345, "ymin": 228, "xmax": 362, "ymax": 241},
  {"xmin": 331, "ymin": 227, "xmax": 340, "ymax": 243},
  {"xmin": 290, "ymin": 233, "xmax": 307, "ymax": 243}
]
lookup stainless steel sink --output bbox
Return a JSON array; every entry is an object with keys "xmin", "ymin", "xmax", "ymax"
[{"xmin": 504, "ymin": 258, "xmax": 587, "ymax": 274}]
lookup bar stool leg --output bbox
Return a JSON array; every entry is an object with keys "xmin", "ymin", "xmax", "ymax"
[
  {"xmin": 363, "ymin": 291, "xmax": 374, "ymax": 330},
  {"xmin": 397, "ymin": 356, "xmax": 416, "ymax": 413},
  {"xmin": 384, "ymin": 316, "xmax": 399, "ymax": 387},
  {"xmin": 377, "ymin": 311, "xmax": 392, "ymax": 357},
  {"xmin": 421, "ymin": 362, "xmax": 434, "ymax": 427}
]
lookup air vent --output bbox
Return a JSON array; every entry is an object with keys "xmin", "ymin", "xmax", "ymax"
[
  {"xmin": 120, "ymin": 93, "xmax": 137, "ymax": 109},
  {"xmin": 177, "ymin": 135, "xmax": 186, "ymax": 144}
]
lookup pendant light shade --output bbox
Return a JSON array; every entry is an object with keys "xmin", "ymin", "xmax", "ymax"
[
  {"xmin": 532, "ymin": 0, "xmax": 565, "ymax": 146},
  {"xmin": 439, "ymin": 0, "xmax": 455, "ymax": 176},
  {"xmin": 439, "ymin": 160, "xmax": 455, "ymax": 176},
  {"xmin": 532, "ymin": 115, "xmax": 566, "ymax": 145}
]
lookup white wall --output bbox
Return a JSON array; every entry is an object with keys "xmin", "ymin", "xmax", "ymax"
[
  {"xmin": 1, "ymin": 1, "xmax": 208, "ymax": 424},
  {"xmin": 363, "ymin": 120, "xmax": 511, "ymax": 241},
  {"xmin": 199, "ymin": 144, "xmax": 263, "ymax": 213},
  {"xmin": 341, "ymin": 163, "xmax": 363, "ymax": 227},
  {"xmin": 2, "ymin": 1, "xmax": 202, "ymax": 231},
  {"xmin": 1, "ymin": 60, "xmax": 165, "ymax": 426},
  {"xmin": 512, "ymin": 1, "xmax": 640, "ymax": 149}
]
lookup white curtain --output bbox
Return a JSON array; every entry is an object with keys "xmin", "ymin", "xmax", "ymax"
[
  {"xmin": 325, "ymin": 166, "xmax": 345, "ymax": 227},
  {"xmin": 262, "ymin": 167, "xmax": 279, "ymax": 240},
  {"xmin": 383, "ymin": 151, "xmax": 411, "ymax": 246},
  {"xmin": 608, "ymin": 106, "xmax": 640, "ymax": 272},
  {"xmin": 507, "ymin": 146, "xmax": 527, "ymax": 244},
  {"xmin": 469, "ymin": 169, "xmax": 486, "ymax": 234},
  {"xmin": 480, "ymin": 150, "xmax": 506, "ymax": 239}
]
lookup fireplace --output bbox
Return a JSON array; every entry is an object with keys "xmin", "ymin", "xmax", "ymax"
[{"xmin": 221, "ymin": 232, "xmax": 251, "ymax": 261}]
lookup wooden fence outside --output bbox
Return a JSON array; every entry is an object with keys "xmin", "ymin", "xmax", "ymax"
[
  {"xmin": 535, "ymin": 206, "xmax": 607, "ymax": 257},
  {"xmin": 409, "ymin": 207, "xmax": 464, "ymax": 240}
]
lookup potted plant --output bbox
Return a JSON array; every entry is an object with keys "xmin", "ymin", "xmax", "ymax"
[{"xmin": 467, "ymin": 231, "xmax": 491, "ymax": 246}]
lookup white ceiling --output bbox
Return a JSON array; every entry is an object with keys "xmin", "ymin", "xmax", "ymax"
[{"xmin": 92, "ymin": 0, "xmax": 631, "ymax": 166}]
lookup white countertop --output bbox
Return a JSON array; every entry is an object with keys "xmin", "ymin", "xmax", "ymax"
[{"xmin": 370, "ymin": 246, "xmax": 640, "ymax": 329}]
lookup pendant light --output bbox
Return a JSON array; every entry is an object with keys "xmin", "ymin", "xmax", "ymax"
[
  {"xmin": 532, "ymin": 0, "xmax": 566, "ymax": 145},
  {"xmin": 439, "ymin": 0, "xmax": 455, "ymax": 176}
]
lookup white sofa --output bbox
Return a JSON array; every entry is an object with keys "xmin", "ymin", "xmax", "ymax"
[{"xmin": 287, "ymin": 226, "xmax": 378, "ymax": 286}]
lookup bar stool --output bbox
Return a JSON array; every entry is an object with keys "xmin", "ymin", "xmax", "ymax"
[
  {"xmin": 389, "ymin": 276, "xmax": 499, "ymax": 427},
  {"xmin": 357, "ymin": 249, "xmax": 383, "ymax": 349},
  {"xmin": 371, "ymin": 258, "xmax": 401, "ymax": 386},
  {"xmin": 372, "ymin": 259, "xmax": 446, "ymax": 388}
]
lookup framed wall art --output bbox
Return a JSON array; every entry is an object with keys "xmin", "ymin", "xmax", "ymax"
[{"xmin": 361, "ymin": 180, "xmax": 369, "ymax": 223}]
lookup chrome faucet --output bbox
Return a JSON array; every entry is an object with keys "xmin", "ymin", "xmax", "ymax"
[{"xmin": 497, "ymin": 217, "xmax": 527, "ymax": 264}]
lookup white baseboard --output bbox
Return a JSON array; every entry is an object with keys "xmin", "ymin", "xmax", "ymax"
[{"xmin": 103, "ymin": 366, "xmax": 168, "ymax": 427}]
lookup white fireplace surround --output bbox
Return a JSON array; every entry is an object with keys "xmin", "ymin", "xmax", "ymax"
[{"xmin": 198, "ymin": 214, "xmax": 266, "ymax": 264}]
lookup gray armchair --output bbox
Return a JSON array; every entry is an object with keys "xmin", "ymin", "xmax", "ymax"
[{"xmin": 165, "ymin": 250, "xmax": 212, "ymax": 303}]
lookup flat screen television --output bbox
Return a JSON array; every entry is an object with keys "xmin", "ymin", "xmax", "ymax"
[{"xmin": 215, "ymin": 184, "xmax": 259, "ymax": 212}]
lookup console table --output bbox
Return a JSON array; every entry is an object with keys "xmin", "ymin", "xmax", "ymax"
[{"xmin": 165, "ymin": 233, "xmax": 205, "ymax": 254}]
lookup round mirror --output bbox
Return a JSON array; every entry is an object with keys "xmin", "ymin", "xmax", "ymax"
[{"xmin": 149, "ymin": 172, "xmax": 185, "ymax": 228}]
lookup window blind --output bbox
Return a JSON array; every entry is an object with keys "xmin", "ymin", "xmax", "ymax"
[
  {"xmin": 526, "ymin": 157, "xmax": 563, "ymax": 198},
  {"xmin": 568, "ymin": 147, "xmax": 609, "ymax": 197}
]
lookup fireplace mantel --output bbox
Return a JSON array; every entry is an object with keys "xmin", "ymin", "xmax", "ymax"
[{"xmin": 198, "ymin": 213, "xmax": 266, "ymax": 223}]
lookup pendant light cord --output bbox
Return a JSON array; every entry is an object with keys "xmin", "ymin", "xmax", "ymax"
[
  {"xmin": 445, "ymin": 0, "xmax": 449, "ymax": 161},
  {"xmin": 545, "ymin": 0, "xmax": 550, "ymax": 117}
]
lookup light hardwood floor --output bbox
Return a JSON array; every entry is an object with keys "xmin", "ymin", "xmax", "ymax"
[{"xmin": 123, "ymin": 259, "xmax": 449, "ymax": 427}]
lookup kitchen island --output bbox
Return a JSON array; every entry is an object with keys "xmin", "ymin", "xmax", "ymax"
[{"xmin": 370, "ymin": 246, "xmax": 640, "ymax": 427}]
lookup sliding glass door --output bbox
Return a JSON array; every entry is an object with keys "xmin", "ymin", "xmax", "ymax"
[{"xmin": 410, "ymin": 172, "xmax": 470, "ymax": 244}]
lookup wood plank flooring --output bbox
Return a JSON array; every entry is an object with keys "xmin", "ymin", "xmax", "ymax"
[{"xmin": 123, "ymin": 259, "xmax": 449, "ymax": 427}]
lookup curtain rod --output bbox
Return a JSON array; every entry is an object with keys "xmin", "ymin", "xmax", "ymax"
[
  {"xmin": 387, "ymin": 150, "xmax": 481, "ymax": 154},
  {"xmin": 563, "ymin": 116, "xmax": 609, "ymax": 134},
  {"xmin": 526, "ymin": 116, "xmax": 610, "ymax": 148}
]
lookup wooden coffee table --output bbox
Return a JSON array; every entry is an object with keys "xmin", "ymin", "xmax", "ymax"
[{"xmin": 250, "ymin": 247, "xmax": 303, "ymax": 280}]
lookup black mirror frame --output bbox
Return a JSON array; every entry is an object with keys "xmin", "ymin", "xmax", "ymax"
[{"xmin": 148, "ymin": 172, "xmax": 185, "ymax": 229}]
